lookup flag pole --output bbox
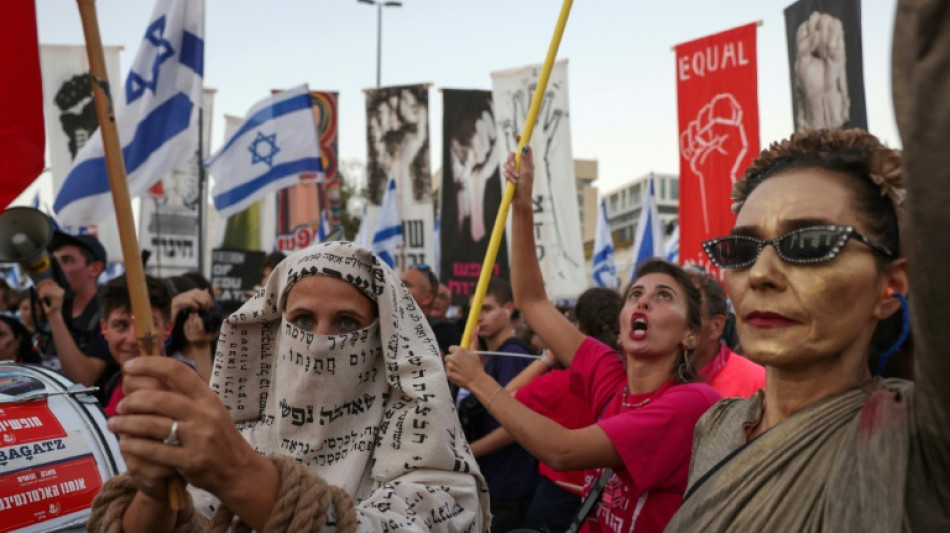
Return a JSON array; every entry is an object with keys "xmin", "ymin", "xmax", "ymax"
[
  {"xmin": 460, "ymin": 0, "xmax": 574, "ymax": 349},
  {"xmin": 75, "ymin": 0, "xmax": 188, "ymax": 510}
]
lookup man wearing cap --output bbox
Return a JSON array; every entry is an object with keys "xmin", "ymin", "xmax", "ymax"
[{"xmin": 36, "ymin": 231, "xmax": 118, "ymax": 403}]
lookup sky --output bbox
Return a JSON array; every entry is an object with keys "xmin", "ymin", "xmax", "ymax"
[{"xmin": 32, "ymin": 0, "xmax": 901, "ymax": 199}]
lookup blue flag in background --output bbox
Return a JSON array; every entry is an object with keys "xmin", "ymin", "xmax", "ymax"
[
  {"xmin": 629, "ymin": 176, "xmax": 665, "ymax": 281},
  {"xmin": 592, "ymin": 199, "xmax": 618, "ymax": 290},
  {"xmin": 665, "ymin": 224, "xmax": 680, "ymax": 263},
  {"xmin": 54, "ymin": 0, "xmax": 204, "ymax": 226},
  {"xmin": 372, "ymin": 176, "xmax": 403, "ymax": 268}
]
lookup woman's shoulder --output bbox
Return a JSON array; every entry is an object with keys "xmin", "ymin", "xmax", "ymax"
[{"xmin": 663, "ymin": 381, "xmax": 724, "ymax": 408}]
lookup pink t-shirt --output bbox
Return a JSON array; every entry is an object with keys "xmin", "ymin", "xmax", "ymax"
[
  {"xmin": 570, "ymin": 337, "xmax": 721, "ymax": 533},
  {"xmin": 700, "ymin": 343, "xmax": 765, "ymax": 399},
  {"xmin": 515, "ymin": 369, "xmax": 591, "ymax": 494}
]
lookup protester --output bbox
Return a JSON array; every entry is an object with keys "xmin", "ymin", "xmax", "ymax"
[
  {"xmin": 400, "ymin": 263, "xmax": 438, "ymax": 316},
  {"xmin": 446, "ymin": 148, "xmax": 721, "ymax": 532},
  {"xmin": 430, "ymin": 282, "xmax": 462, "ymax": 357},
  {"xmin": 166, "ymin": 273, "xmax": 219, "ymax": 383},
  {"xmin": 665, "ymin": 106, "xmax": 950, "ymax": 531},
  {"xmin": 259, "ymin": 250, "xmax": 286, "ymax": 287},
  {"xmin": 98, "ymin": 275, "xmax": 177, "ymax": 418},
  {"xmin": 471, "ymin": 287, "xmax": 624, "ymax": 532},
  {"xmin": 37, "ymin": 231, "xmax": 118, "ymax": 403},
  {"xmin": 89, "ymin": 242, "xmax": 488, "ymax": 532},
  {"xmin": 0, "ymin": 313, "xmax": 40, "ymax": 364},
  {"xmin": 457, "ymin": 277, "xmax": 538, "ymax": 532},
  {"xmin": 687, "ymin": 268, "xmax": 765, "ymax": 398}
]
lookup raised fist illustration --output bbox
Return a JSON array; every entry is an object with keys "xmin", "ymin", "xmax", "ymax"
[
  {"xmin": 793, "ymin": 11, "xmax": 850, "ymax": 130},
  {"xmin": 680, "ymin": 93, "xmax": 748, "ymax": 233},
  {"xmin": 451, "ymin": 109, "xmax": 500, "ymax": 242},
  {"xmin": 366, "ymin": 87, "xmax": 430, "ymax": 205}
]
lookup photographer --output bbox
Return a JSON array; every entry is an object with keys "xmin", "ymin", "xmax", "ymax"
[{"xmin": 167, "ymin": 273, "xmax": 220, "ymax": 383}]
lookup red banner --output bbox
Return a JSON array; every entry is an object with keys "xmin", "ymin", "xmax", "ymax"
[
  {"xmin": 0, "ymin": 0, "xmax": 44, "ymax": 209},
  {"xmin": 0, "ymin": 456, "xmax": 103, "ymax": 532},
  {"xmin": 0, "ymin": 400, "xmax": 66, "ymax": 447},
  {"xmin": 675, "ymin": 23, "xmax": 759, "ymax": 277}
]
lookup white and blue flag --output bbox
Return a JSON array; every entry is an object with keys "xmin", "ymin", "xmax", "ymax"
[
  {"xmin": 372, "ymin": 176, "xmax": 403, "ymax": 268},
  {"xmin": 592, "ymin": 199, "xmax": 618, "ymax": 290},
  {"xmin": 665, "ymin": 224, "xmax": 680, "ymax": 263},
  {"xmin": 54, "ymin": 0, "xmax": 204, "ymax": 226},
  {"xmin": 317, "ymin": 210, "xmax": 332, "ymax": 242},
  {"xmin": 208, "ymin": 84, "xmax": 322, "ymax": 217},
  {"xmin": 353, "ymin": 203, "xmax": 371, "ymax": 248},
  {"xmin": 629, "ymin": 176, "xmax": 665, "ymax": 281}
]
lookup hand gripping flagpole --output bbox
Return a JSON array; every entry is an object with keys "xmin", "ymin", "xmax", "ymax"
[
  {"xmin": 461, "ymin": 0, "xmax": 574, "ymax": 349},
  {"xmin": 75, "ymin": 0, "xmax": 188, "ymax": 511}
]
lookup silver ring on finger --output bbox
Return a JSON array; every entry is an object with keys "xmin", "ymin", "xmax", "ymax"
[{"xmin": 163, "ymin": 420, "xmax": 181, "ymax": 446}]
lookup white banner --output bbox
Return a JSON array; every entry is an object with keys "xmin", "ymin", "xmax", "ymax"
[
  {"xmin": 364, "ymin": 84, "xmax": 433, "ymax": 270},
  {"xmin": 139, "ymin": 88, "xmax": 215, "ymax": 277},
  {"xmin": 39, "ymin": 44, "xmax": 126, "ymax": 262},
  {"xmin": 491, "ymin": 60, "xmax": 586, "ymax": 300}
]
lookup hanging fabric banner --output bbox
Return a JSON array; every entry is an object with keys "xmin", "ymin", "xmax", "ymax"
[
  {"xmin": 140, "ymin": 88, "xmax": 214, "ymax": 277},
  {"xmin": 364, "ymin": 84, "xmax": 433, "ymax": 270},
  {"xmin": 275, "ymin": 90, "xmax": 339, "ymax": 252},
  {"xmin": 39, "ymin": 44, "xmax": 126, "ymax": 262},
  {"xmin": 675, "ymin": 23, "xmax": 760, "ymax": 277},
  {"xmin": 784, "ymin": 0, "xmax": 867, "ymax": 132},
  {"xmin": 440, "ymin": 89, "xmax": 510, "ymax": 304},
  {"xmin": 491, "ymin": 59, "xmax": 585, "ymax": 301}
]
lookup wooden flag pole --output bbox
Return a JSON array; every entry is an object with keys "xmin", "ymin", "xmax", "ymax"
[
  {"xmin": 461, "ymin": 0, "xmax": 574, "ymax": 349},
  {"xmin": 75, "ymin": 0, "xmax": 188, "ymax": 510}
]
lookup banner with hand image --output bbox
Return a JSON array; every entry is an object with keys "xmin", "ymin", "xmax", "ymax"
[{"xmin": 675, "ymin": 23, "xmax": 760, "ymax": 277}]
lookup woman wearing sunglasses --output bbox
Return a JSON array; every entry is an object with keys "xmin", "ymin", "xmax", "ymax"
[
  {"xmin": 666, "ymin": 13, "xmax": 950, "ymax": 525},
  {"xmin": 446, "ymin": 147, "xmax": 721, "ymax": 532}
]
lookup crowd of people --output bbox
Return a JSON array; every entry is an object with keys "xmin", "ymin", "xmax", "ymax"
[{"xmin": 2, "ymin": 2, "xmax": 948, "ymax": 530}]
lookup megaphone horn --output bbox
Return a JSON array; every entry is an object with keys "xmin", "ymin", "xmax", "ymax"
[{"xmin": 0, "ymin": 207, "xmax": 55, "ymax": 280}]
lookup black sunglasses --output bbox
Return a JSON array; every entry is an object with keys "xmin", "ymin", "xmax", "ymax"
[
  {"xmin": 703, "ymin": 225, "xmax": 895, "ymax": 270},
  {"xmin": 409, "ymin": 263, "xmax": 439, "ymax": 288}
]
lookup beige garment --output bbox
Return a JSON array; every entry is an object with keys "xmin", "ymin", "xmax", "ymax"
[
  {"xmin": 193, "ymin": 242, "xmax": 489, "ymax": 531},
  {"xmin": 667, "ymin": 1, "xmax": 950, "ymax": 530}
]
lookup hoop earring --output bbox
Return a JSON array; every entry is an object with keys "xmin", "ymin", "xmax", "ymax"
[{"xmin": 874, "ymin": 292, "xmax": 910, "ymax": 376}]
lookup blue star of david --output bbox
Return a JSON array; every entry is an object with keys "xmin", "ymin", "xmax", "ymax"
[
  {"xmin": 249, "ymin": 131, "xmax": 280, "ymax": 167},
  {"xmin": 125, "ymin": 16, "xmax": 175, "ymax": 104}
]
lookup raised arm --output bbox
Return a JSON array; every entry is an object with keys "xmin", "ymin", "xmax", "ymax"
[
  {"xmin": 445, "ymin": 345, "xmax": 621, "ymax": 471},
  {"xmin": 507, "ymin": 148, "xmax": 586, "ymax": 366},
  {"xmin": 893, "ymin": 0, "xmax": 950, "ymax": 488}
]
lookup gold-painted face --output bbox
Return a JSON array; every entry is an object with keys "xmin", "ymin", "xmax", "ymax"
[{"xmin": 725, "ymin": 168, "xmax": 892, "ymax": 374}]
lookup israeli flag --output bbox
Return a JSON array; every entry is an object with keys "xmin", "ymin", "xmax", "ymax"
[
  {"xmin": 372, "ymin": 176, "xmax": 403, "ymax": 268},
  {"xmin": 317, "ymin": 210, "xmax": 332, "ymax": 242},
  {"xmin": 352, "ymin": 203, "xmax": 370, "ymax": 248},
  {"xmin": 207, "ymin": 85, "xmax": 322, "ymax": 217},
  {"xmin": 665, "ymin": 224, "xmax": 680, "ymax": 263},
  {"xmin": 592, "ymin": 199, "xmax": 618, "ymax": 290},
  {"xmin": 629, "ymin": 176, "xmax": 665, "ymax": 281},
  {"xmin": 54, "ymin": 0, "xmax": 204, "ymax": 226}
]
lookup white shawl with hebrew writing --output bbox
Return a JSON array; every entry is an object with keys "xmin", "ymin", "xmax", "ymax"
[{"xmin": 196, "ymin": 242, "xmax": 488, "ymax": 531}]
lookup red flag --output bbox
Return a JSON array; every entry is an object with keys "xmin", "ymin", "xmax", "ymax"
[
  {"xmin": 0, "ymin": 0, "xmax": 45, "ymax": 209},
  {"xmin": 675, "ymin": 23, "xmax": 759, "ymax": 278}
]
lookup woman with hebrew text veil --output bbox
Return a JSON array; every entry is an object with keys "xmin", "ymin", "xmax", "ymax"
[
  {"xmin": 666, "ymin": 3, "xmax": 950, "ymax": 529},
  {"xmin": 89, "ymin": 242, "xmax": 489, "ymax": 532}
]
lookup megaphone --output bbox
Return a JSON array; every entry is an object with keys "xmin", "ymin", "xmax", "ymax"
[{"xmin": 0, "ymin": 207, "xmax": 55, "ymax": 281}]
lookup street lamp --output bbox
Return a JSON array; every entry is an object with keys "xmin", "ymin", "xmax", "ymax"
[{"xmin": 358, "ymin": 0, "xmax": 403, "ymax": 88}]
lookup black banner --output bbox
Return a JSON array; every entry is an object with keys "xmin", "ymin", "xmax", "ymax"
[
  {"xmin": 784, "ymin": 0, "xmax": 867, "ymax": 131},
  {"xmin": 440, "ymin": 89, "xmax": 510, "ymax": 305},
  {"xmin": 210, "ymin": 249, "xmax": 265, "ymax": 316}
]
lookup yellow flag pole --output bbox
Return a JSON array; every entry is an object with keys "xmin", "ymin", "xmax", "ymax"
[
  {"xmin": 75, "ymin": 0, "xmax": 188, "ymax": 510},
  {"xmin": 461, "ymin": 0, "xmax": 574, "ymax": 349}
]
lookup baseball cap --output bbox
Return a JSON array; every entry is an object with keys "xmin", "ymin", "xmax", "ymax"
[{"xmin": 48, "ymin": 231, "xmax": 107, "ymax": 264}]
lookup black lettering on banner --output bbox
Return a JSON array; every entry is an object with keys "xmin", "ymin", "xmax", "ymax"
[{"xmin": 403, "ymin": 219, "xmax": 425, "ymax": 247}]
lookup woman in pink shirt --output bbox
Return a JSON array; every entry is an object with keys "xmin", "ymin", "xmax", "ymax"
[{"xmin": 446, "ymin": 148, "xmax": 721, "ymax": 532}]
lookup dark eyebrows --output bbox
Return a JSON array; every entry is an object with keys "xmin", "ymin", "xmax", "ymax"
[
  {"xmin": 629, "ymin": 283, "xmax": 679, "ymax": 294},
  {"xmin": 731, "ymin": 217, "xmax": 836, "ymax": 238}
]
